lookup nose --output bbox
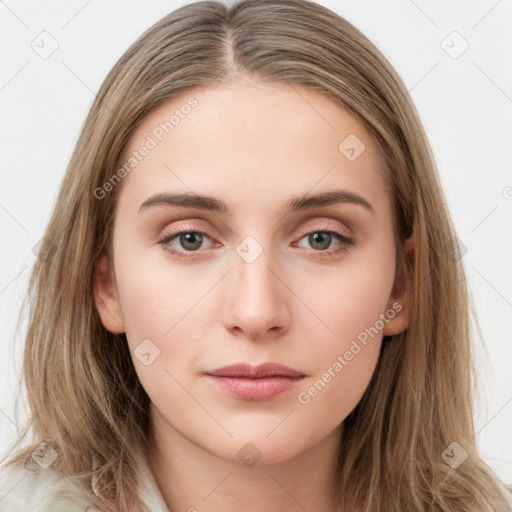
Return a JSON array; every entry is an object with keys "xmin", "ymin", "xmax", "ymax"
[{"xmin": 220, "ymin": 241, "xmax": 291, "ymax": 341}]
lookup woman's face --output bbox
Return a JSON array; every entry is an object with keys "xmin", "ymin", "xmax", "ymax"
[{"xmin": 94, "ymin": 78, "xmax": 413, "ymax": 465}]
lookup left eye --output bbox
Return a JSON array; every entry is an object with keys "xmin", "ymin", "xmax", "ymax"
[{"xmin": 295, "ymin": 230, "xmax": 354, "ymax": 252}]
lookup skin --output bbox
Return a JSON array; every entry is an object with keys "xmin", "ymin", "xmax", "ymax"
[{"xmin": 94, "ymin": 76, "xmax": 415, "ymax": 512}]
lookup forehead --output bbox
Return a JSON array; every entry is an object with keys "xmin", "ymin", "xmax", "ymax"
[{"xmin": 116, "ymin": 79, "xmax": 389, "ymax": 215}]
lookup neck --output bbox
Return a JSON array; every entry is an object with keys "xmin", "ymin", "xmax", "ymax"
[{"xmin": 148, "ymin": 405, "xmax": 345, "ymax": 512}]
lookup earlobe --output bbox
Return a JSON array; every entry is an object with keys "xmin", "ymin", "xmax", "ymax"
[
  {"xmin": 383, "ymin": 236, "xmax": 415, "ymax": 337},
  {"xmin": 92, "ymin": 253, "xmax": 125, "ymax": 334}
]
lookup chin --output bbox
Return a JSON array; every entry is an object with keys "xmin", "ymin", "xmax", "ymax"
[{"xmin": 210, "ymin": 432, "xmax": 312, "ymax": 468}]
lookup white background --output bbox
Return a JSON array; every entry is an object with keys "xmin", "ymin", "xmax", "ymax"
[{"xmin": 1, "ymin": 0, "xmax": 511, "ymax": 483}]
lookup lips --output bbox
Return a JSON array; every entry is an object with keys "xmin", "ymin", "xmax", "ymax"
[
  {"xmin": 205, "ymin": 362, "xmax": 305, "ymax": 379},
  {"xmin": 204, "ymin": 363, "xmax": 306, "ymax": 401}
]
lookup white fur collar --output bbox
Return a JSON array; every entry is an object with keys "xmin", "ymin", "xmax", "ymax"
[{"xmin": 0, "ymin": 461, "xmax": 170, "ymax": 512}]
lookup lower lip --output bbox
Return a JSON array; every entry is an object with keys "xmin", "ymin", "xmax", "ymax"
[{"xmin": 205, "ymin": 375, "xmax": 304, "ymax": 401}]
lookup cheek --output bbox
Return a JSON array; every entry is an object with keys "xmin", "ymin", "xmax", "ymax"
[
  {"xmin": 291, "ymin": 254, "xmax": 393, "ymax": 420},
  {"xmin": 296, "ymin": 342, "xmax": 380, "ymax": 437},
  {"xmin": 113, "ymin": 249, "xmax": 216, "ymax": 392},
  {"xmin": 295, "ymin": 272, "xmax": 386, "ymax": 428},
  {"xmin": 296, "ymin": 254, "xmax": 395, "ymax": 348},
  {"xmin": 113, "ymin": 261, "xmax": 207, "ymax": 407},
  {"xmin": 113, "ymin": 239, "xmax": 203, "ymax": 337}
]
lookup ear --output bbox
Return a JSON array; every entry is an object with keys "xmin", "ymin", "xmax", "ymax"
[
  {"xmin": 383, "ymin": 236, "xmax": 415, "ymax": 337},
  {"xmin": 92, "ymin": 253, "xmax": 125, "ymax": 334}
]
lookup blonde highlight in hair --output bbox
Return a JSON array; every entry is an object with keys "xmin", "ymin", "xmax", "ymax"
[{"xmin": 3, "ymin": 1, "xmax": 511, "ymax": 511}]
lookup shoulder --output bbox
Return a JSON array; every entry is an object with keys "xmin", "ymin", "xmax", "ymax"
[{"xmin": 0, "ymin": 463, "xmax": 96, "ymax": 512}]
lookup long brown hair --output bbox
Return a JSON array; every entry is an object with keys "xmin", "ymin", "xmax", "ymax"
[{"xmin": 2, "ymin": 1, "xmax": 511, "ymax": 511}]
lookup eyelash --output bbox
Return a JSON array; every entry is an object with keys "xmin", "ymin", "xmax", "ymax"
[{"xmin": 157, "ymin": 223, "xmax": 355, "ymax": 260}]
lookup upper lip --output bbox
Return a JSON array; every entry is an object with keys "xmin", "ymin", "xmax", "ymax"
[{"xmin": 205, "ymin": 362, "xmax": 305, "ymax": 378}]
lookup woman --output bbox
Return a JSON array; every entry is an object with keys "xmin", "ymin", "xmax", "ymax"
[{"xmin": 1, "ymin": 0, "xmax": 510, "ymax": 511}]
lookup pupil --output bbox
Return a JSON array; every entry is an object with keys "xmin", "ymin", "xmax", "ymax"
[
  {"xmin": 310, "ymin": 232, "xmax": 331, "ymax": 250},
  {"xmin": 181, "ymin": 232, "xmax": 202, "ymax": 250}
]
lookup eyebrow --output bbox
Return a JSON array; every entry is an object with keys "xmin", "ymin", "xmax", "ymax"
[{"xmin": 138, "ymin": 189, "xmax": 375, "ymax": 216}]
